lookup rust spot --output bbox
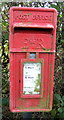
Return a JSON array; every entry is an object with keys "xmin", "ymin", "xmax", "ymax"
[
  {"xmin": 37, "ymin": 98, "xmax": 47, "ymax": 109},
  {"xmin": 16, "ymin": 105, "xmax": 25, "ymax": 109},
  {"xmin": 26, "ymin": 21, "xmax": 32, "ymax": 24},
  {"xmin": 21, "ymin": 47, "xmax": 28, "ymax": 49},
  {"xmin": 46, "ymin": 94, "xmax": 50, "ymax": 108},
  {"xmin": 26, "ymin": 13, "xmax": 32, "ymax": 15},
  {"xmin": 50, "ymin": 64, "xmax": 52, "ymax": 82},
  {"xmin": 42, "ymin": 48, "xmax": 51, "ymax": 51},
  {"xmin": 16, "ymin": 97, "xmax": 50, "ymax": 110}
]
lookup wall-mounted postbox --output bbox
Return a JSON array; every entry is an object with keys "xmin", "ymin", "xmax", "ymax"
[{"xmin": 9, "ymin": 7, "xmax": 57, "ymax": 112}]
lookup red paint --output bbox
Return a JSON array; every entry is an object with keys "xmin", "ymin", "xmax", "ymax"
[{"xmin": 9, "ymin": 7, "xmax": 57, "ymax": 112}]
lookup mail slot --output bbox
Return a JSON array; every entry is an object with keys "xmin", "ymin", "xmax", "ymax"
[{"xmin": 9, "ymin": 7, "xmax": 57, "ymax": 112}]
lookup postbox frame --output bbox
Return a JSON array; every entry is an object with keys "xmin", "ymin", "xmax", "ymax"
[{"xmin": 9, "ymin": 7, "xmax": 57, "ymax": 112}]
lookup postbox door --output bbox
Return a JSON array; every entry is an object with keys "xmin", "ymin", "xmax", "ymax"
[{"xmin": 10, "ymin": 52, "xmax": 55, "ymax": 111}]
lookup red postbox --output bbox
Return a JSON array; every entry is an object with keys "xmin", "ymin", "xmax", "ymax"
[{"xmin": 9, "ymin": 7, "xmax": 57, "ymax": 112}]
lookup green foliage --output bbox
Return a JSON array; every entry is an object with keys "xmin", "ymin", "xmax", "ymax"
[
  {"xmin": 2, "ymin": 98, "xmax": 9, "ymax": 106},
  {"xmin": 34, "ymin": 74, "xmax": 41, "ymax": 93},
  {"xmin": 50, "ymin": 94, "xmax": 64, "ymax": 119}
]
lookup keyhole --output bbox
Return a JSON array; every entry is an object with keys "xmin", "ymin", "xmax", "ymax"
[{"xmin": 30, "ymin": 53, "xmax": 36, "ymax": 59}]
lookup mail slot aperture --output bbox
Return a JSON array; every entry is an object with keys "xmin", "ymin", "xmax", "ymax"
[{"xmin": 12, "ymin": 27, "xmax": 54, "ymax": 52}]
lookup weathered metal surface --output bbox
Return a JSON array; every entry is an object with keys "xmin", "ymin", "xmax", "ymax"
[{"xmin": 9, "ymin": 7, "xmax": 57, "ymax": 112}]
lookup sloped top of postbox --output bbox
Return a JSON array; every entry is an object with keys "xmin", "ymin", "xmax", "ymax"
[
  {"xmin": 9, "ymin": 7, "xmax": 57, "ymax": 53},
  {"xmin": 10, "ymin": 7, "xmax": 57, "ymax": 29}
]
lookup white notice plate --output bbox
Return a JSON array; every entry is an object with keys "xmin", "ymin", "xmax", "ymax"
[{"xmin": 23, "ymin": 63, "xmax": 41, "ymax": 95}]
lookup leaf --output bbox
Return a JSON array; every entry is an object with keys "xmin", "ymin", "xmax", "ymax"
[
  {"xmin": 62, "ymin": 96, "xmax": 64, "ymax": 101},
  {"xmin": 51, "ymin": 109, "xmax": 56, "ymax": 117},
  {"xmin": 54, "ymin": 94, "xmax": 62, "ymax": 101},
  {"xmin": 2, "ymin": 98, "xmax": 9, "ymax": 106},
  {"xmin": 61, "ymin": 101, "xmax": 64, "ymax": 107},
  {"xmin": 58, "ymin": 107, "xmax": 63, "ymax": 113},
  {"xmin": 59, "ymin": 112, "xmax": 64, "ymax": 118}
]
